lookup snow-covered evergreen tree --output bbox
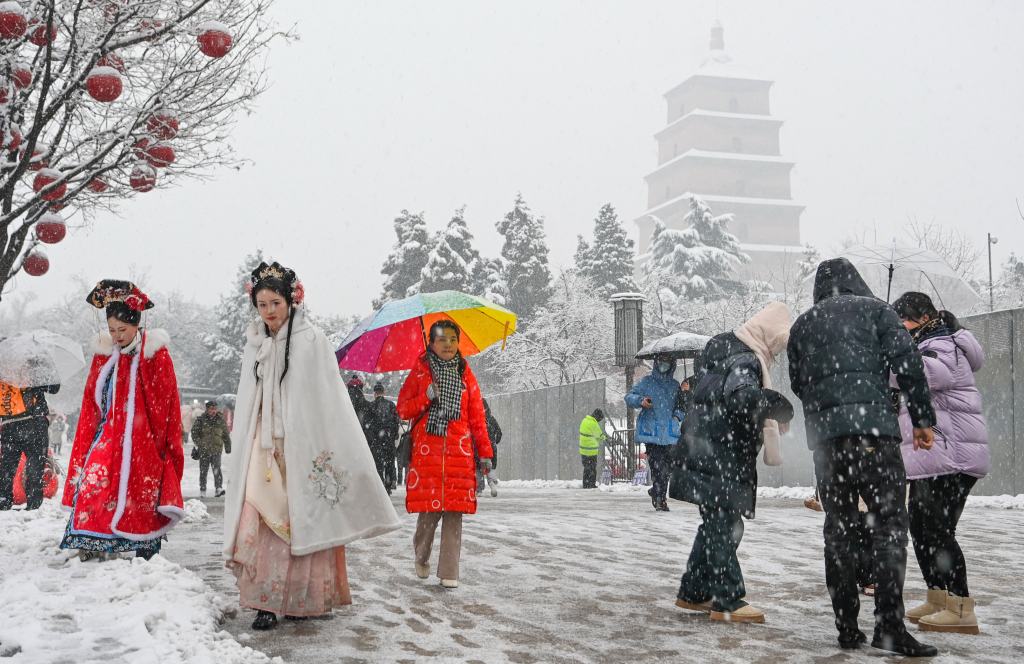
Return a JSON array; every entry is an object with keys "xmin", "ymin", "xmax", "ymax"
[
  {"xmin": 994, "ymin": 253, "xmax": 1024, "ymax": 309},
  {"xmin": 419, "ymin": 207, "xmax": 480, "ymax": 294},
  {"xmin": 470, "ymin": 256, "xmax": 510, "ymax": 305},
  {"xmin": 574, "ymin": 203, "xmax": 637, "ymax": 300},
  {"xmin": 201, "ymin": 250, "xmax": 266, "ymax": 394},
  {"xmin": 797, "ymin": 243, "xmax": 821, "ymax": 282},
  {"xmin": 640, "ymin": 196, "xmax": 748, "ymax": 301},
  {"xmin": 375, "ymin": 211, "xmax": 431, "ymax": 307},
  {"xmin": 496, "ymin": 194, "xmax": 552, "ymax": 319}
]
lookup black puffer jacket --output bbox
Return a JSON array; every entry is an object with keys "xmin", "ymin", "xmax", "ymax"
[
  {"xmin": 787, "ymin": 258, "xmax": 935, "ymax": 447},
  {"xmin": 669, "ymin": 333, "xmax": 794, "ymax": 518}
]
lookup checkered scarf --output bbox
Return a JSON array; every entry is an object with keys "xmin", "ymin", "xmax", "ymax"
[{"xmin": 426, "ymin": 352, "xmax": 465, "ymax": 437}]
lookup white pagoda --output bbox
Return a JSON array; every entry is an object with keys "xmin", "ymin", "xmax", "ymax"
[{"xmin": 635, "ymin": 21, "xmax": 804, "ymax": 280}]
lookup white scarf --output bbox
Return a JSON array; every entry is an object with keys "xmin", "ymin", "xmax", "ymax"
[
  {"xmin": 733, "ymin": 301, "xmax": 792, "ymax": 467},
  {"xmin": 255, "ymin": 328, "xmax": 286, "ymax": 451}
]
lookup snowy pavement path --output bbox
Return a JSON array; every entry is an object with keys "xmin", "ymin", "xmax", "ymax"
[{"xmin": 165, "ymin": 477, "xmax": 1024, "ymax": 664}]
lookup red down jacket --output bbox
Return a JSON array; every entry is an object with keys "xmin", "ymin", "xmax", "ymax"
[{"xmin": 397, "ymin": 353, "xmax": 493, "ymax": 514}]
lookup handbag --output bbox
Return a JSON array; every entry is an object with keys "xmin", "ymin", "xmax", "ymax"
[
  {"xmin": 399, "ymin": 410, "xmax": 429, "ymax": 469},
  {"xmin": 191, "ymin": 445, "xmax": 200, "ymax": 460}
]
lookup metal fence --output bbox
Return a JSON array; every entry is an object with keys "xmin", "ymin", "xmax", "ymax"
[
  {"xmin": 485, "ymin": 379, "xmax": 606, "ymax": 481},
  {"xmin": 605, "ymin": 429, "xmax": 645, "ymax": 482}
]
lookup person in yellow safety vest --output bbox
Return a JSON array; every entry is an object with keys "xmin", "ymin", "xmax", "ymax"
[{"xmin": 580, "ymin": 409, "xmax": 607, "ymax": 489}]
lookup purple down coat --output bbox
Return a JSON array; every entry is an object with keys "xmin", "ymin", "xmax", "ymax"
[{"xmin": 891, "ymin": 329, "xmax": 989, "ymax": 480}]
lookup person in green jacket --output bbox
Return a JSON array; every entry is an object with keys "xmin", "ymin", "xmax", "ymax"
[
  {"xmin": 579, "ymin": 409, "xmax": 607, "ymax": 489},
  {"xmin": 191, "ymin": 400, "xmax": 232, "ymax": 497}
]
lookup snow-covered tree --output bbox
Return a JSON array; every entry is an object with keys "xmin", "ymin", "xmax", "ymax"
[
  {"xmin": 640, "ymin": 196, "xmax": 748, "ymax": 301},
  {"xmin": 496, "ymin": 193, "xmax": 551, "ymax": 320},
  {"xmin": 200, "ymin": 249, "xmax": 264, "ymax": 394},
  {"xmin": 0, "ymin": 0, "xmax": 288, "ymax": 301},
  {"xmin": 470, "ymin": 255, "xmax": 508, "ymax": 305},
  {"xmin": 419, "ymin": 206, "xmax": 479, "ymax": 294},
  {"xmin": 994, "ymin": 253, "xmax": 1024, "ymax": 310},
  {"xmin": 574, "ymin": 203, "xmax": 636, "ymax": 300},
  {"xmin": 486, "ymin": 271, "xmax": 613, "ymax": 390},
  {"xmin": 375, "ymin": 210, "xmax": 430, "ymax": 307}
]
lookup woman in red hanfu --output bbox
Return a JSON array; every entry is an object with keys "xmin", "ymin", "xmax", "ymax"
[{"xmin": 60, "ymin": 280, "xmax": 184, "ymax": 561}]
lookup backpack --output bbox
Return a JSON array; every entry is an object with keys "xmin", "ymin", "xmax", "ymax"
[{"xmin": 0, "ymin": 383, "xmax": 27, "ymax": 419}]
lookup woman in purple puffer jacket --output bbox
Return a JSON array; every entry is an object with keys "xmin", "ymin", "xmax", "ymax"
[{"xmin": 891, "ymin": 292, "xmax": 988, "ymax": 636}]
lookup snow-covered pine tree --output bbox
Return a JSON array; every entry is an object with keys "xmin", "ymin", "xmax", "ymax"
[
  {"xmin": 576, "ymin": 203, "xmax": 637, "ymax": 300},
  {"xmin": 640, "ymin": 196, "xmax": 748, "ymax": 300},
  {"xmin": 470, "ymin": 256, "xmax": 509, "ymax": 305},
  {"xmin": 496, "ymin": 194, "xmax": 552, "ymax": 319},
  {"xmin": 797, "ymin": 243, "xmax": 821, "ymax": 282},
  {"xmin": 200, "ymin": 250, "xmax": 266, "ymax": 394},
  {"xmin": 419, "ymin": 207, "xmax": 479, "ymax": 294},
  {"xmin": 375, "ymin": 210, "xmax": 431, "ymax": 308}
]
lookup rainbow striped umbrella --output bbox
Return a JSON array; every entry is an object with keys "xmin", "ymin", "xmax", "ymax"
[{"xmin": 335, "ymin": 291, "xmax": 517, "ymax": 373}]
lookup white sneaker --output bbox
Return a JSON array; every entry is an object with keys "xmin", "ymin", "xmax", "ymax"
[
  {"xmin": 200, "ymin": 490, "xmax": 207, "ymax": 498},
  {"xmin": 489, "ymin": 480, "xmax": 498, "ymax": 497}
]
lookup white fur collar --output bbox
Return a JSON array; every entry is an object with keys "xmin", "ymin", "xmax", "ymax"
[
  {"xmin": 245, "ymin": 308, "xmax": 309, "ymax": 347},
  {"xmin": 91, "ymin": 328, "xmax": 170, "ymax": 359}
]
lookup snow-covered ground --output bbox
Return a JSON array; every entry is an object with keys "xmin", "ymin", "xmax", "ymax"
[{"xmin": 4, "ymin": 447, "xmax": 1022, "ymax": 662}]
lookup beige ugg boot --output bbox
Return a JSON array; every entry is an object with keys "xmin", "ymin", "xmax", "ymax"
[
  {"xmin": 906, "ymin": 589, "xmax": 947, "ymax": 624},
  {"xmin": 415, "ymin": 562, "xmax": 430, "ymax": 579},
  {"xmin": 710, "ymin": 604, "xmax": 765, "ymax": 623},
  {"xmin": 919, "ymin": 593, "xmax": 979, "ymax": 634}
]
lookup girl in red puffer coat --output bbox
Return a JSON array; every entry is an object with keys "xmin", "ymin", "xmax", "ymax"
[{"xmin": 397, "ymin": 320, "xmax": 493, "ymax": 589}]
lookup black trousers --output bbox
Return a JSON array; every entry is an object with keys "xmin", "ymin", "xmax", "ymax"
[
  {"xmin": 198, "ymin": 454, "xmax": 223, "ymax": 492},
  {"xmin": 370, "ymin": 442, "xmax": 394, "ymax": 494},
  {"xmin": 646, "ymin": 444, "xmax": 673, "ymax": 501},
  {"xmin": 813, "ymin": 435, "xmax": 909, "ymax": 636},
  {"xmin": 909, "ymin": 472, "xmax": 977, "ymax": 597},
  {"xmin": 0, "ymin": 418, "xmax": 49, "ymax": 510},
  {"xmin": 678, "ymin": 506, "xmax": 746, "ymax": 612},
  {"xmin": 581, "ymin": 455, "xmax": 598, "ymax": 488}
]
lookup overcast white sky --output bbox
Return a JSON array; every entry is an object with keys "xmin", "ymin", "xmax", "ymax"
[{"xmin": 11, "ymin": 0, "xmax": 1024, "ymax": 318}]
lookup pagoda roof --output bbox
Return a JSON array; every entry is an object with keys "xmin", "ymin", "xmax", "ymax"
[
  {"xmin": 655, "ymin": 109, "xmax": 783, "ymax": 139},
  {"xmin": 637, "ymin": 192, "xmax": 805, "ymax": 222},
  {"xmin": 664, "ymin": 23, "xmax": 773, "ymax": 97},
  {"xmin": 644, "ymin": 149, "xmax": 795, "ymax": 181}
]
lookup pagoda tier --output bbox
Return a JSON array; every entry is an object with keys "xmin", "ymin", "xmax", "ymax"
[{"xmin": 635, "ymin": 21, "xmax": 804, "ymax": 279}]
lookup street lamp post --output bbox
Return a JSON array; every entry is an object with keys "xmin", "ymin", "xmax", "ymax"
[
  {"xmin": 988, "ymin": 233, "xmax": 999, "ymax": 311},
  {"xmin": 610, "ymin": 292, "xmax": 645, "ymax": 478}
]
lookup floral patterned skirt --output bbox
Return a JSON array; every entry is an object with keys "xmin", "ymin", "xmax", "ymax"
[
  {"xmin": 227, "ymin": 501, "xmax": 351, "ymax": 616},
  {"xmin": 59, "ymin": 515, "xmax": 161, "ymax": 553}
]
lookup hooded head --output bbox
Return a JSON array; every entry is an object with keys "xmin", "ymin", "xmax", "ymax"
[
  {"xmin": 733, "ymin": 301, "xmax": 792, "ymax": 389},
  {"xmin": 653, "ymin": 353, "xmax": 677, "ymax": 377},
  {"xmin": 591, "ymin": 408, "xmax": 605, "ymax": 422},
  {"xmin": 812, "ymin": 258, "xmax": 875, "ymax": 304}
]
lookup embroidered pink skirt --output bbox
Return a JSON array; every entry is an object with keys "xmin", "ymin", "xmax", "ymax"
[{"xmin": 228, "ymin": 501, "xmax": 351, "ymax": 616}]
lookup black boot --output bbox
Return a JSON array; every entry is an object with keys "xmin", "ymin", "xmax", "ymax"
[
  {"xmin": 871, "ymin": 627, "xmax": 938, "ymax": 657},
  {"xmin": 838, "ymin": 629, "xmax": 867, "ymax": 650},
  {"xmin": 135, "ymin": 549, "xmax": 156, "ymax": 561},
  {"xmin": 657, "ymin": 500, "xmax": 670, "ymax": 512},
  {"xmin": 252, "ymin": 610, "xmax": 278, "ymax": 631},
  {"xmin": 284, "ymin": 615, "xmax": 308, "ymax": 621}
]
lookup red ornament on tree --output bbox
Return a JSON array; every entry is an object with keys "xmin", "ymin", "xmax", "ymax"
[
  {"xmin": 6, "ymin": 124, "xmax": 21, "ymax": 152},
  {"xmin": 0, "ymin": 2, "xmax": 27, "ymax": 40},
  {"xmin": 23, "ymin": 249, "xmax": 49, "ymax": 276},
  {"xmin": 11, "ymin": 63, "xmax": 31, "ymax": 89},
  {"xmin": 27, "ymin": 19, "xmax": 56, "ymax": 46},
  {"xmin": 33, "ymin": 168, "xmax": 66, "ymax": 201},
  {"xmin": 130, "ymin": 162, "xmax": 156, "ymax": 192},
  {"xmin": 36, "ymin": 212, "xmax": 65, "ymax": 244},
  {"xmin": 197, "ymin": 21, "xmax": 232, "ymax": 58},
  {"xmin": 142, "ymin": 143, "xmax": 174, "ymax": 167},
  {"xmin": 87, "ymin": 175, "xmax": 108, "ymax": 193},
  {"xmin": 25, "ymin": 143, "xmax": 48, "ymax": 170},
  {"xmin": 86, "ymin": 67, "xmax": 122, "ymax": 102},
  {"xmin": 145, "ymin": 112, "xmax": 178, "ymax": 140},
  {"xmin": 140, "ymin": 19, "xmax": 163, "ymax": 41},
  {"xmin": 96, "ymin": 52, "xmax": 124, "ymax": 73}
]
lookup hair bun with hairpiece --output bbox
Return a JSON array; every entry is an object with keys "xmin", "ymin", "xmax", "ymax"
[
  {"xmin": 86, "ymin": 279, "xmax": 153, "ymax": 326},
  {"xmin": 246, "ymin": 261, "xmax": 305, "ymax": 308}
]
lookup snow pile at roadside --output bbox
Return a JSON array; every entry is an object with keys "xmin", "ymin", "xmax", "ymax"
[
  {"xmin": 758, "ymin": 485, "xmax": 815, "ymax": 500},
  {"xmin": 502, "ymin": 479, "xmax": 584, "ymax": 489},
  {"xmin": 966, "ymin": 493, "xmax": 1024, "ymax": 510},
  {"xmin": 0, "ymin": 500, "xmax": 277, "ymax": 663},
  {"xmin": 182, "ymin": 498, "xmax": 211, "ymax": 523}
]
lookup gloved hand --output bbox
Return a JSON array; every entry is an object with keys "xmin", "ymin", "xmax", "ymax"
[
  {"xmin": 480, "ymin": 458, "xmax": 493, "ymax": 474},
  {"xmin": 426, "ymin": 383, "xmax": 438, "ymax": 401}
]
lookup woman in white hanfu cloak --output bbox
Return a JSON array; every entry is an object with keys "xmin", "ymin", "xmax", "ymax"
[{"xmin": 223, "ymin": 262, "xmax": 402, "ymax": 631}]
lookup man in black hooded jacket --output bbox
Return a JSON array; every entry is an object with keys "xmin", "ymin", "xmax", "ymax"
[{"xmin": 788, "ymin": 258, "xmax": 937, "ymax": 657}]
